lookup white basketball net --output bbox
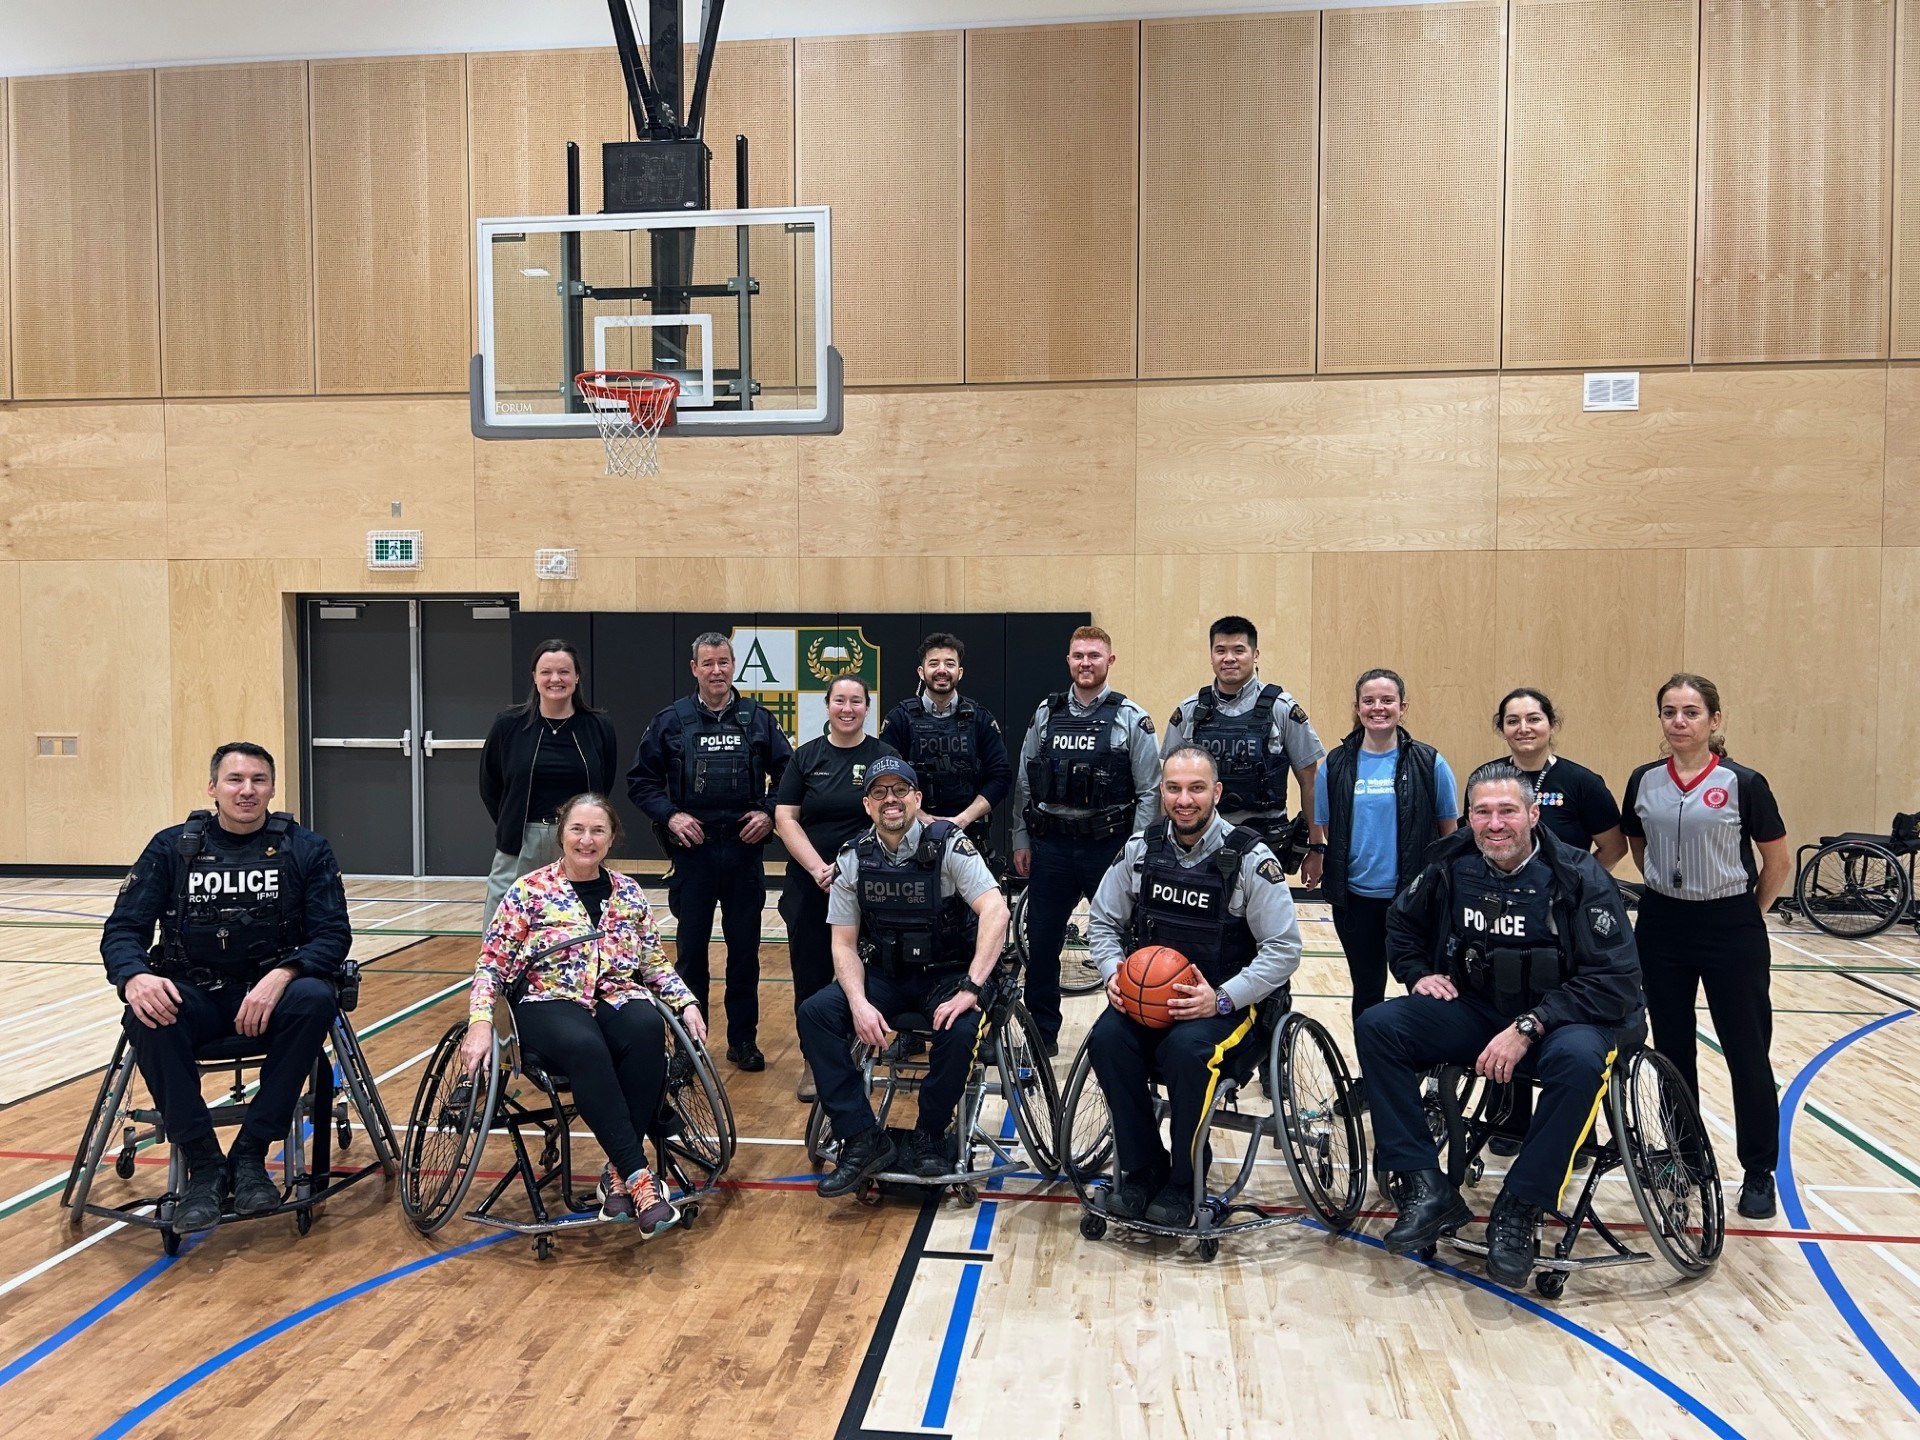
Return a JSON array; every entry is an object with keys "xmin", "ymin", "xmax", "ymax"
[{"xmin": 575, "ymin": 372, "xmax": 680, "ymax": 477}]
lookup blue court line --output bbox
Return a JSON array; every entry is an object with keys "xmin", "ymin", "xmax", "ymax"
[
  {"xmin": 0, "ymin": 1242, "xmax": 191, "ymax": 1390},
  {"xmin": 921, "ymin": 1112, "xmax": 1016, "ymax": 1430},
  {"xmin": 91, "ymin": 1232, "xmax": 513, "ymax": 1439},
  {"xmin": 1776, "ymin": 1008, "xmax": 1920, "ymax": 1416}
]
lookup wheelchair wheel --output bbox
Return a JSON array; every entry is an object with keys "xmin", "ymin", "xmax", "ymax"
[
  {"xmin": 1058, "ymin": 1041, "xmax": 1115, "ymax": 1197},
  {"xmin": 399, "ymin": 1022, "xmax": 499, "ymax": 1235},
  {"xmin": 654, "ymin": 1006, "xmax": 736, "ymax": 1193},
  {"xmin": 1012, "ymin": 888, "xmax": 1102, "ymax": 996},
  {"xmin": 1272, "ymin": 1013, "xmax": 1368, "ymax": 1231},
  {"xmin": 64, "ymin": 1042, "xmax": 136, "ymax": 1221},
  {"xmin": 995, "ymin": 1000, "xmax": 1063, "ymax": 1176},
  {"xmin": 805, "ymin": 1101, "xmax": 837, "ymax": 1167},
  {"xmin": 1796, "ymin": 840, "xmax": 1911, "ymax": 940},
  {"xmin": 1613, "ymin": 1048, "xmax": 1724, "ymax": 1277},
  {"xmin": 332, "ymin": 1020, "xmax": 401, "ymax": 1178}
]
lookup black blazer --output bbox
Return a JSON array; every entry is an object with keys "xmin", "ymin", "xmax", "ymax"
[{"xmin": 478, "ymin": 707, "xmax": 620, "ymax": 854}]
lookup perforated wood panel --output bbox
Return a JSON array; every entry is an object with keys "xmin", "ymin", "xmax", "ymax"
[
  {"xmin": 10, "ymin": 71, "xmax": 160, "ymax": 399},
  {"xmin": 1139, "ymin": 14, "xmax": 1317, "ymax": 379},
  {"xmin": 311, "ymin": 57, "xmax": 471, "ymax": 394},
  {"xmin": 797, "ymin": 31, "xmax": 963, "ymax": 385},
  {"xmin": 1894, "ymin": 5, "xmax": 1920, "ymax": 356},
  {"xmin": 1131, "ymin": 554, "xmax": 1315, "ymax": 730},
  {"xmin": 1886, "ymin": 364, "xmax": 1920, "ymax": 544},
  {"xmin": 1879, "ymin": 549, "xmax": 1920, "ymax": 820},
  {"xmin": 0, "ymin": 402, "xmax": 166, "ymax": 560},
  {"xmin": 1319, "ymin": 2, "xmax": 1506, "ymax": 373},
  {"xmin": 1503, "ymin": 0, "xmax": 1696, "ymax": 369},
  {"xmin": 967, "ymin": 23, "xmax": 1139, "ymax": 382},
  {"xmin": 1697, "ymin": 0, "xmax": 1894, "ymax": 362},
  {"xmin": 0, "ymin": 82, "xmax": 9, "ymax": 400}
]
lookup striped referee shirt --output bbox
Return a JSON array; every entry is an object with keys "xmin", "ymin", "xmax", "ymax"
[{"xmin": 1620, "ymin": 755, "xmax": 1786, "ymax": 902}]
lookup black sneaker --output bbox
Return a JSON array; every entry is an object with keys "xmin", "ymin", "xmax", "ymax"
[
  {"xmin": 818, "ymin": 1127, "xmax": 898, "ymax": 1198},
  {"xmin": 1143, "ymin": 1180, "xmax": 1194, "ymax": 1229},
  {"xmin": 907, "ymin": 1128, "xmax": 956, "ymax": 1179},
  {"xmin": 228, "ymin": 1154, "xmax": 282, "ymax": 1216},
  {"xmin": 726, "ymin": 1043, "xmax": 766, "ymax": 1073},
  {"xmin": 1738, "ymin": 1172, "xmax": 1777, "ymax": 1220},
  {"xmin": 1484, "ymin": 1189, "xmax": 1542, "ymax": 1286},
  {"xmin": 172, "ymin": 1162, "xmax": 226, "ymax": 1233}
]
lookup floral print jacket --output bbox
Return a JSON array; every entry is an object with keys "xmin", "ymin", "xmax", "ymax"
[{"xmin": 468, "ymin": 862, "xmax": 694, "ymax": 1023}]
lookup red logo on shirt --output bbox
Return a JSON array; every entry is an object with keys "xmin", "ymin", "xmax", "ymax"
[{"xmin": 1703, "ymin": 787, "xmax": 1729, "ymax": 809}]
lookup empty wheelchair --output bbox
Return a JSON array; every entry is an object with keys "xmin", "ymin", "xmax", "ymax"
[
  {"xmin": 1778, "ymin": 811, "xmax": 1919, "ymax": 940},
  {"xmin": 400, "ymin": 989, "xmax": 734, "ymax": 1258},
  {"xmin": 1060, "ymin": 1004, "xmax": 1369, "ymax": 1261},
  {"xmin": 804, "ymin": 957, "xmax": 1061, "ymax": 1206},
  {"xmin": 1399, "ymin": 1042, "xmax": 1724, "ymax": 1299},
  {"xmin": 1009, "ymin": 884, "xmax": 1103, "ymax": 996},
  {"xmin": 62, "ymin": 959, "xmax": 398, "ymax": 1255}
]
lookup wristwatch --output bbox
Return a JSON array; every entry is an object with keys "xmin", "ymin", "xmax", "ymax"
[
  {"xmin": 1306, "ymin": 842, "xmax": 1328, "ymax": 855},
  {"xmin": 1216, "ymin": 992, "xmax": 1235, "ymax": 1017},
  {"xmin": 956, "ymin": 976, "xmax": 984, "ymax": 999},
  {"xmin": 1514, "ymin": 1012, "xmax": 1545, "ymax": 1043}
]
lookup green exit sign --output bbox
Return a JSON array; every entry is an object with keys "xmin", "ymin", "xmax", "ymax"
[{"xmin": 366, "ymin": 530, "xmax": 423, "ymax": 570}]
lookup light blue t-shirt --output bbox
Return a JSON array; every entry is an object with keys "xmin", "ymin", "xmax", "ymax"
[{"xmin": 1314, "ymin": 746, "xmax": 1460, "ymax": 899}]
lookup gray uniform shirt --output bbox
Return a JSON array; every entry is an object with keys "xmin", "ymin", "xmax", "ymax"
[
  {"xmin": 828, "ymin": 817, "xmax": 1000, "ymax": 924},
  {"xmin": 1159, "ymin": 672, "xmax": 1325, "ymax": 824},
  {"xmin": 1010, "ymin": 685, "xmax": 1162, "ymax": 850},
  {"xmin": 1088, "ymin": 813, "xmax": 1304, "ymax": 1011}
]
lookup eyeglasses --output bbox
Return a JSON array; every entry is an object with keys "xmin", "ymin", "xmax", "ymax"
[{"xmin": 868, "ymin": 784, "xmax": 915, "ymax": 801}]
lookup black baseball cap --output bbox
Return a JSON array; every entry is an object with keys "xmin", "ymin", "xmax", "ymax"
[{"xmin": 863, "ymin": 757, "xmax": 919, "ymax": 794}]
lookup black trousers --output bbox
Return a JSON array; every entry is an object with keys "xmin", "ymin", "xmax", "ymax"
[
  {"xmin": 1087, "ymin": 1004, "xmax": 1264, "ymax": 1190},
  {"xmin": 1024, "ymin": 830, "xmax": 1128, "ymax": 1044},
  {"xmin": 1331, "ymin": 893, "xmax": 1395, "ymax": 1028},
  {"xmin": 1356, "ymin": 993, "xmax": 1616, "ymax": 1212},
  {"xmin": 1637, "ymin": 888, "xmax": 1777, "ymax": 1176},
  {"xmin": 512, "ymin": 998, "xmax": 666, "ymax": 1181},
  {"xmin": 122, "ymin": 974, "xmax": 336, "ymax": 1156},
  {"xmin": 779, "ymin": 866, "xmax": 838, "ymax": 1026},
  {"xmin": 666, "ymin": 831, "xmax": 767, "ymax": 1048},
  {"xmin": 796, "ymin": 968, "xmax": 984, "ymax": 1142}
]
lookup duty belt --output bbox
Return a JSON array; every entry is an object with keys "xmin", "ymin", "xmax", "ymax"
[{"xmin": 1025, "ymin": 807, "xmax": 1129, "ymax": 842}]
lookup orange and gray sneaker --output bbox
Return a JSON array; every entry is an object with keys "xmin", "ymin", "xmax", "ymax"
[
  {"xmin": 597, "ymin": 1164, "xmax": 634, "ymax": 1221},
  {"xmin": 629, "ymin": 1168, "xmax": 679, "ymax": 1236}
]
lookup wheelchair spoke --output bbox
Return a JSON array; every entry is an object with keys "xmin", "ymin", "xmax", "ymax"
[
  {"xmin": 1276, "ymin": 1014, "xmax": 1368, "ymax": 1231},
  {"xmin": 1616, "ymin": 1048, "xmax": 1724, "ymax": 1276}
]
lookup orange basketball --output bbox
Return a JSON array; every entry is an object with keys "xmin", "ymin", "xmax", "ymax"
[{"xmin": 1114, "ymin": 945, "xmax": 1202, "ymax": 1029}]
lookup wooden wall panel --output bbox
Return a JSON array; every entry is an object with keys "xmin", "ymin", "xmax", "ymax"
[
  {"xmin": 798, "ymin": 389, "xmax": 1135, "ymax": 556},
  {"xmin": 311, "ymin": 57, "xmax": 470, "ymax": 394},
  {"xmin": 1136, "ymin": 376, "xmax": 1499, "ymax": 552},
  {"xmin": 1885, "ymin": 364, "xmax": 1920, "ymax": 545},
  {"xmin": 1879, "ymin": 548, "xmax": 1920, "ymax": 821},
  {"xmin": 0, "ymin": 402, "xmax": 167, "ymax": 560},
  {"xmin": 796, "ymin": 32, "xmax": 962, "ymax": 386},
  {"xmin": 9, "ymin": 72, "xmax": 160, "ymax": 399},
  {"xmin": 1493, "ymin": 549, "xmax": 1688, "ymax": 802},
  {"xmin": 797, "ymin": 557, "xmax": 965, "ymax": 611},
  {"xmin": 1502, "ymin": 0, "xmax": 1696, "ymax": 369},
  {"xmin": 967, "ymin": 23, "xmax": 1138, "ymax": 383},
  {"xmin": 962, "ymin": 554, "xmax": 1137, "ymax": 669},
  {"xmin": 0, "ymin": 81, "xmax": 9, "ymax": 400},
  {"xmin": 1130, "ymin": 555, "xmax": 1316, "ymax": 737},
  {"xmin": 1139, "ymin": 14, "xmax": 1317, "ymax": 379},
  {"xmin": 156, "ymin": 63, "xmax": 314, "ymax": 396},
  {"xmin": 1319, "ymin": 2, "xmax": 1506, "ymax": 373},
  {"xmin": 21, "ymin": 560, "xmax": 172, "ymax": 863},
  {"xmin": 1683, "ymin": 548, "xmax": 1881, "ymax": 844},
  {"xmin": 1310, "ymin": 552, "xmax": 1498, "ymax": 799},
  {"xmin": 164, "ymin": 398, "xmax": 474, "ymax": 560},
  {"xmin": 1891, "ymin": 0, "xmax": 1920, "ymax": 355},
  {"xmin": 631, "ymin": 557, "xmax": 798, "ymax": 612},
  {"xmin": 1498, "ymin": 368, "xmax": 1885, "ymax": 548},
  {"xmin": 0, "ymin": 563, "xmax": 22, "ymax": 860},
  {"xmin": 1697, "ymin": 0, "xmax": 1894, "ymax": 363}
]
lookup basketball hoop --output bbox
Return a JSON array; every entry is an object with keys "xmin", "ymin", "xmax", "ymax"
[{"xmin": 575, "ymin": 371, "xmax": 680, "ymax": 476}]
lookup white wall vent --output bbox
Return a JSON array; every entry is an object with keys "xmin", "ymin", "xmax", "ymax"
[
  {"xmin": 1583, "ymin": 372, "xmax": 1640, "ymax": 411},
  {"xmin": 535, "ymin": 547, "xmax": 579, "ymax": 581}
]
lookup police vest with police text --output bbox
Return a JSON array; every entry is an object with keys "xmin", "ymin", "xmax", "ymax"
[
  {"xmin": 1027, "ymin": 692, "xmax": 1131, "ymax": 818},
  {"xmin": 1446, "ymin": 854, "xmax": 1571, "ymax": 1017},
  {"xmin": 163, "ymin": 810, "xmax": 298, "ymax": 978},
  {"xmin": 899, "ymin": 696, "xmax": 979, "ymax": 816},
  {"xmin": 1190, "ymin": 684, "xmax": 1290, "ymax": 813},
  {"xmin": 1128, "ymin": 820, "xmax": 1260, "ymax": 989},
  {"xmin": 672, "ymin": 694, "xmax": 760, "ymax": 812},
  {"xmin": 854, "ymin": 820, "xmax": 977, "ymax": 972}
]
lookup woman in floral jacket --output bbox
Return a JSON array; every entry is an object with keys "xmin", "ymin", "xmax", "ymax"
[{"xmin": 460, "ymin": 792, "xmax": 705, "ymax": 1236}]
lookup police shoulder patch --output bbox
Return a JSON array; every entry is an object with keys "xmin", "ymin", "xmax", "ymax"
[
  {"xmin": 1289, "ymin": 703, "xmax": 1308, "ymax": 724},
  {"xmin": 118, "ymin": 870, "xmax": 137, "ymax": 895},
  {"xmin": 1256, "ymin": 857, "xmax": 1286, "ymax": 885},
  {"xmin": 952, "ymin": 833, "xmax": 979, "ymax": 857},
  {"xmin": 1588, "ymin": 905, "xmax": 1618, "ymax": 939},
  {"xmin": 1139, "ymin": 714, "xmax": 1155, "ymax": 735}
]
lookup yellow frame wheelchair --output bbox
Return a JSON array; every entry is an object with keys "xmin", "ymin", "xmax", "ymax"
[
  {"xmin": 61, "ymin": 959, "xmax": 398, "ymax": 1255},
  {"xmin": 1059, "ymin": 1005, "xmax": 1369, "ymax": 1261}
]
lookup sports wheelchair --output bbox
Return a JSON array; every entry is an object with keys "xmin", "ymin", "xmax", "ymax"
[
  {"xmin": 1060, "ymin": 1004, "xmax": 1369, "ymax": 1261},
  {"xmin": 62, "ymin": 959, "xmax": 399, "ymax": 1255},
  {"xmin": 1388, "ymin": 1039, "xmax": 1724, "ymax": 1299},
  {"xmin": 1776, "ymin": 811, "xmax": 1920, "ymax": 941},
  {"xmin": 804, "ymin": 956, "xmax": 1061, "ymax": 1206},
  {"xmin": 1009, "ymin": 885, "xmax": 1103, "ymax": 997}
]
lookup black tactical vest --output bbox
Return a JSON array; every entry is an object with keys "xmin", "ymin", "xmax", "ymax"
[
  {"xmin": 164, "ymin": 811, "xmax": 297, "ymax": 978},
  {"xmin": 1447, "ymin": 853, "xmax": 1570, "ymax": 1017},
  {"xmin": 673, "ymin": 694, "xmax": 759, "ymax": 812},
  {"xmin": 1128, "ymin": 820, "xmax": 1260, "ymax": 989},
  {"xmin": 855, "ymin": 820, "xmax": 976, "ymax": 972},
  {"xmin": 1027, "ymin": 691, "xmax": 1131, "ymax": 817},
  {"xmin": 1191, "ymin": 684, "xmax": 1290, "ymax": 813},
  {"xmin": 900, "ymin": 696, "xmax": 979, "ymax": 816}
]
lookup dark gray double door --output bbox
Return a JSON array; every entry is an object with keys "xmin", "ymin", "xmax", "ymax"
[{"xmin": 302, "ymin": 597, "xmax": 516, "ymax": 876}]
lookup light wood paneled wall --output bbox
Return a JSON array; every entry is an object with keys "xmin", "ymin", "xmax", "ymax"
[
  {"xmin": 8, "ymin": 72, "xmax": 160, "ymax": 399},
  {"xmin": 1502, "ymin": 0, "xmax": 1696, "ymax": 369},
  {"xmin": 0, "ymin": 401, "xmax": 167, "ymax": 561},
  {"xmin": 1886, "ymin": 364, "xmax": 1920, "ymax": 546},
  {"xmin": 1894, "ymin": 3, "xmax": 1920, "ymax": 357},
  {"xmin": 1318, "ymin": 1, "xmax": 1506, "ymax": 373},
  {"xmin": 1696, "ymin": 0, "xmax": 1894, "ymax": 363},
  {"xmin": 0, "ymin": 80, "xmax": 10, "ymax": 400},
  {"xmin": 156, "ymin": 63, "xmax": 315, "ymax": 396},
  {"xmin": 0, "ymin": 562, "xmax": 21, "ymax": 859},
  {"xmin": 966, "ymin": 23, "xmax": 1139, "ymax": 383},
  {"xmin": 1139, "ymin": 14, "xmax": 1318, "ymax": 379},
  {"xmin": 796, "ymin": 31, "xmax": 963, "ymax": 386},
  {"xmin": 1879, "ymin": 548, "xmax": 1920, "ymax": 821},
  {"xmin": 311, "ymin": 57, "xmax": 470, "ymax": 394}
]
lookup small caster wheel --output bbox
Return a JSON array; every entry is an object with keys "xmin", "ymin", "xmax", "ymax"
[
  {"xmin": 857, "ymin": 1181, "xmax": 883, "ymax": 1208},
  {"xmin": 534, "ymin": 1235, "xmax": 554, "ymax": 1261},
  {"xmin": 956, "ymin": 1185, "xmax": 979, "ymax": 1209},
  {"xmin": 540, "ymin": 1144, "xmax": 560, "ymax": 1172},
  {"xmin": 1533, "ymin": 1270, "xmax": 1566, "ymax": 1300},
  {"xmin": 115, "ymin": 1147, "xmax": 137, "ymax": 1180},
  {"xmin": 296, "ymin": 1207, "xmax": 314, "ymax": 1236},
  {"xmin": 1197, "ymin": 1238, "xmax": 1221, "ymax": 1263},
  {"xmin": 162, "ymin": 1228, "xmax": 182, "ymax": 1257},
  {"xmin": 681, "ymin": 1202, "xmax": 698, "ymax": 1231},
  {"xmin": 1080, "ymin": 1212, "xmax": 1108, "ymax": 1240},
  {"xmin": 1466, "ymin": 1158, "xmax": 1485, "ymax": 1186},
  {"xmin": 338, "ymin": 1122, "xmax": 353, "ymax": 1150}
]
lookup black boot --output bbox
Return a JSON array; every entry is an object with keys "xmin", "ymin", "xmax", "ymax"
[
  {"xmin": 229, "ymin": 1149, "xmax": 282, "ymax": 1216},
  {"xmin": 1382, "ymin": 1168, "xmax": 1471, "ymax": 1256},
  {"xmin": 172, "ymin": 1160, "xmax": 227, "ymax": 1233},
  {"xmin": 1737, "ymin": 1172, "xmax": 1777, "ymax": 1220},
  {"xmin": 1484, "ymin": 1189, "xmax": 1542, "ymax": 1285},
  {"xmin": 818, "ymin": 1126, "xmax": 897, "ymax": 1198}
]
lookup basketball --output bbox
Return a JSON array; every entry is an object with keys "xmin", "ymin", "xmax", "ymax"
[{"xmin": 1113, "ymin": 945, "xmax": 1202, "ymax": 1029}]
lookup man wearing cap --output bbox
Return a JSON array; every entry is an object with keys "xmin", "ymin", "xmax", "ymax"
[{"xmin": 796, "ymin": 757, "xmax": 1010, "ymax": 1197}]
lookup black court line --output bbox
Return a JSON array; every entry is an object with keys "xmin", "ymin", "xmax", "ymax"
[
  {"xmin": 920, "ymin": 1249, "xmax": 993, "ymax": 1263},
  {"xmin": 834, "ymin": 1191, "xmax": 945, "ymax": 1440}
]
